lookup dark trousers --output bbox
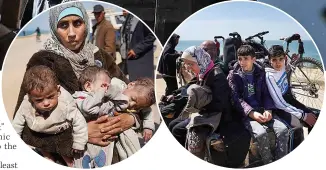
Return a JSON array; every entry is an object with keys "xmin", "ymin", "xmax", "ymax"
[
  {"xmin": 280, "ymin": 91, "xmax": 319, "ymax": 132},
  {"xmin": 163, "ymin": 76, "xmax": 178, "ymax": 96},
  {"xmin": 168, "ymin": 117, "xmax": 190, "ymax": 147}
]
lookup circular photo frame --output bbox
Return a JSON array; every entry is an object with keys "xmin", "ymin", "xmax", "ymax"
[
  {"xmin": 2, "ymin": 0, "xmax": 162, "ymax": 168},
  {"xmin": 156, "ymin": 1, "xmax": 324, "ymax": 168}
]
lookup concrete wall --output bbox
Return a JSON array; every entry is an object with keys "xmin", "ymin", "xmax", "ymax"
[
  {"xmin": 1, "ymin": 0, "xmax": 21, "ymax": 30},
  {"xmin": 103, "ymin": 0, "xmax": 225, "ymax": 43}
]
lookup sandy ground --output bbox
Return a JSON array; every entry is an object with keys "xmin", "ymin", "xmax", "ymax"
[{"xmin": 2, "ymin": 34, "xmax": 163, "ymax": 130}]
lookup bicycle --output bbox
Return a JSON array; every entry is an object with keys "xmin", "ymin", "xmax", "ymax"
[
  {"xmin": 244, "ymin": 31, "xmax": 270, "ymax": 59},
  {"xmin": 280, "ymin": 34, "xmax": 324, "ymax": 110},
  {"xmin": 216, "ymin": 31, "xmax": 324, "ymax": 110},
  {"xmin": 243, "ymin": 32, "xmax": 324, "ymax": 110}
]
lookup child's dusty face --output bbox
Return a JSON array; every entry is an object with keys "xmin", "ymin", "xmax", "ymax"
[
  {"xmin": 123, "ymin": 86, "xmax": 150, "ymax": 110},
  {"xmin": 270, "ymin": 55, "xmax": 285, "ymax": 71},
  {"xmin": 238, "ymin": 55, "xmax": 255, "ymax": 72},
  {"xmin": 29, "ymin": 85, "xmax": 60, "ymax": 113},
  {"xmin": 88, "ymin": 73, "xmax": 111, "ymax": 92}
]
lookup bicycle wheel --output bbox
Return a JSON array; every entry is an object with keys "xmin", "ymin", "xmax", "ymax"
[{"xmin": 288, "ymin": 57, "xmax": 324, "ymax": 110}]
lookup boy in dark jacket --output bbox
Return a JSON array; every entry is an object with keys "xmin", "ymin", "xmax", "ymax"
[{"xmin": 227, "ymin": 45, "xmax": 289, "ymax": 165}]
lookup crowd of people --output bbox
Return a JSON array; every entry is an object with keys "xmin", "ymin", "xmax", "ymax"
[
  {"xmin": 10, "ymin": 1, "xmax": 157, "ymax": 168},
  {"xmin": 158, "ymin": 34, "xmax": 318, "ymax": 167}
]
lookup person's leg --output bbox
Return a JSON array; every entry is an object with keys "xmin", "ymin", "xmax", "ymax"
[
  {"xmin": 168, "ymin": 77, "xmax": 178, "ymax": 94},
  {"xmin": 168, "ymin": 116, "xmax": 183, "ymax": 131},
  {"xmin": 244, "ymin": 119, "xmax": 273, "ymax": 164},
  {"xmin": 73, "ymin": 143, "xmax": 104, "ymax": 168},
  {"xmin": 187, "ymin": 113, "xmax": 222, "ymax": 160},
  {"xmin": 274, "ymin": 109, "xmax": 302, "ymax": 128},
  {"xmin": 267, "ymin": 115, "xmax": 289, "ymax": 161},
  {"xmin": 274, "ymin": 110, "xmax": 304, "ymax": 152},
  {"xmin": 61, "ymin": 155, "xmax": 74, "ymax": 167},
  {"xmin": 187, "ymin": 126, "xmax": 211, "ymax": 160},
  {"xmin": 163, "ymin": 77, "xmax": 178, "ymax": 96},
  {"xmin": 41, "ymin": 151, "xmax": 73, "ymax": 167},
  {"xmin": 170, "ymin": 117, "xmax": 190, "ymax": 147},
  {"xmin": 163, "ymin": 76, "xmax": 170, "ymax": 96},
  {"xmin": 73, "ymin": 150, "xmax": 91, "ymax": 168},
  {"xmin": 40, "ymin": 150, "xmax": 56, "ymax": 162}
]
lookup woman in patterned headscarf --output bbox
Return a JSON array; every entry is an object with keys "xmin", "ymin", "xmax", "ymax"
[
  {"xmin": 14, "ymin": 1, "xmax": 140, "ymax": 165},
  {"xmin": 168, "ymin": 46, "xmax": 232, "ymax": 160}
]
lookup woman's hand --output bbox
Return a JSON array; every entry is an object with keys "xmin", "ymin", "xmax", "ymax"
[
  {"xmin": 87, "ymin": 114, "xmax": 136, "ymax": 146},
  {"xmin": 87, "ymin": 115, "xmax": 116, "ymax": 146},
  {"xmin": 100, "ymin": 113, "xmax": 136, "ymax": 137}
]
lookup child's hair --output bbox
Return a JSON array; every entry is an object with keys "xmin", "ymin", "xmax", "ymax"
[
  {"xmin": 132, "ymin": 77, "xmax": 155, "ymax": 106},
  {"xmin": 23, "ymin": 65, "xmax": 59, "ymax": 93},
  {"xmin": 79, "ymin": 66, "xmax": 111, "ymax": 90},
  {"xmin": 268, "ymin": 45, "xmax": 285, "ymax": 60},
  {"xmin": 237, "ymin": 45, "xmax": 255, "ymax": 58}
]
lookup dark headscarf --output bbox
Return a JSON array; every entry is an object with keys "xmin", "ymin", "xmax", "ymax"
[
  {"xmin": 158, "ymin": 34, "xmax": 180, "ymax": 75},
  {"xmin": 162, "ymin": 33, "xmax": 180, "ymax": 55}
]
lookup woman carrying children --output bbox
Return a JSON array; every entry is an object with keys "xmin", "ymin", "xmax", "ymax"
[
  {"xmin": 169, "ymin": 46, "xmax": 232, "ymax": 160},
  {"xmin": 13, "ymin": 1, "xmax": 139, "ymax": 163}
]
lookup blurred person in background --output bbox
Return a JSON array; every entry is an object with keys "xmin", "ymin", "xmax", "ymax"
[{"xmin": 91, "ymin": 4, "xmax": 116, "ymax": 60}]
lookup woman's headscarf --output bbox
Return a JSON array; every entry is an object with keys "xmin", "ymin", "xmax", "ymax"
[
  {"xmin": 181, "ymin": 46, "xmax": 214, "ymax": 80},
  {"xmin": 157, "ymin": 33, "xmax": 180, "ymax": 74},
  {"xmin": 43, "ymin": 1, "xmax": 98, "ymax": 78},
  {"xmin": 162, "ymin": 33, "xmax": 180, "ymax": 55}
]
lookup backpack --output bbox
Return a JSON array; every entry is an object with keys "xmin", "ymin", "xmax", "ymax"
[{"xmin": 222, "ymin": 37, "xmax": 242, "ymax": 66}]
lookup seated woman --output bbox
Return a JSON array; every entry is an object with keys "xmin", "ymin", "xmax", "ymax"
[
  {"xmin": 13, "ymin": 1, "xmax": 138, "ymax": 166},
  {"xmin": 168, "ymin": 46, "xmax": 233, "ymax": 159}
]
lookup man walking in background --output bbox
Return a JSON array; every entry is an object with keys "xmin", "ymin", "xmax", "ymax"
[
  {"xmin": 120, "ymin": 11, "xmax": 156, "ymax": 81},
  {"xmin": 92, "ymin": 4, "xmax": 116, "ymax": 60}
]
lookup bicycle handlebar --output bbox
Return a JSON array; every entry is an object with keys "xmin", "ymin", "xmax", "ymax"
[
  {"xmin": 245, "ymin": 31, "xmax": 269, "ymax": 41},
  {"xmin": 214, "ymin": 36, "xmax": 225, "ymax": 40},
  {"xmin": 280, "ymin": 34, "xmax": 301, "ymax": 43},
  {"xmin": 280, "ymin": 34, "xmax": 304, "ymax": 54},
  {"xmin": 229, "ymin": 32, "xmax": 240, "ymax": 37}
]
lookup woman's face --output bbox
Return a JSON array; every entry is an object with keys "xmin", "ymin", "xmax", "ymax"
[
  {"xmin": 183, "ymin": 59, "xmax": 200, "ymax": 75},
  {"xmin": 56, "ymin": 15, "xmax": 86, "ymax": 52}
]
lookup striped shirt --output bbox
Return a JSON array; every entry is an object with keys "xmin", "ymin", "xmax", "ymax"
[{"xmin": 265, "ymin": 67, "xmax": 306, "ymax": 120}]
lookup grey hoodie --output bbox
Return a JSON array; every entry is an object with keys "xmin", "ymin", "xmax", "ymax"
[{"xmin": 12, "ymin": 86, "xmax": 87, "ymax": 150}]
